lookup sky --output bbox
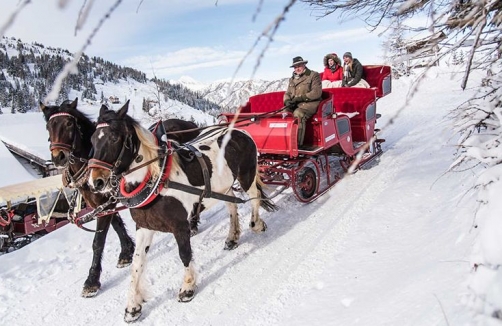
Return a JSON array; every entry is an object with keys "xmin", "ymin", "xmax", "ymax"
[
  {"xmin": 0, "ymin": 66, "xmax": 499, "ymax": 325},
  {"xmin": 0, "ymin": 0, "xmax": 388, "ymax": 83}
]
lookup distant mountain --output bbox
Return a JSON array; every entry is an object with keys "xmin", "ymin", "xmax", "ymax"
[
  {"xmin": 175, "ymin": 78, "xmax": 289, "ymax": 112},
  {"xmin": 0, "ymin": 36, "xmax": 288, "ymax": 120},
  {"xmin": 0, "ymin": 36, "xmax": 219, "ymax": 125},
  {"xmin": 170, "ymin": 76, "xmax": 208, "ymax": 92}
]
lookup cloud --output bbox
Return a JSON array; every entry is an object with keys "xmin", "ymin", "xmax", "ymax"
[
  {"xmin": 0, "ymin": 0, "xmax": 387, "ymax": 83},
  {"xmin": 123, "ymin": 47, "xmax": 246, "ymax": 78}
]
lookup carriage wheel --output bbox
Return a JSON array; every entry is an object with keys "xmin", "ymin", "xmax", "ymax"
[{"xmin": 295, "ymin": 167, "xmax": 317, "ymax": 201}]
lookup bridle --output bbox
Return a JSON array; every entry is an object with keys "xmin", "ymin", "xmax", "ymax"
[
  {"xmin": 47, "ymin": 112, "xmax": 89, "ymax": 187},
  {"xmin": 88, "ymin": 122, "xmax": 140, "ymax": 189},
  {"xmin": 47, "ymin": 112, "xmax": 87, "ymax": 164}
]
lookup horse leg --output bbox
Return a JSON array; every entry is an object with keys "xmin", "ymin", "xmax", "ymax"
[
  {"xmin": 224, "ymin": 198, "xmax": 241, "ymax": 250},
  {"xmin": 246, "ymin": 181, "xmax": 268, "ymax": 233},
  {"xmin": 124, "ymin": 227, "xmax": 154, "ymax": 323},
  {"xmin": 188, "ymin": 203, "xmax": 202, "ymax": 237},
  {"xmin": 82, "ymin": 214, "xmax": 112, "ymax": 298},
  {"xmin": 110, "ymin": 213, "xmax": 135, "ymax": 268},
  {"xmin": 174, "ymin": 227, "xmax": 196, "ymax": 302}
]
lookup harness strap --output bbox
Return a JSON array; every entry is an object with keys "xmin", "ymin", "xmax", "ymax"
[
  {"xmin": 50, "ymin": 142, "xmax": 73, "ymax": 151},
  {"xmin": 88, "ymin": 158, "xmax": 115, "ymax": 170},
  {"xmin": 184, "ymin": 144, "xmax": 212, "ymax": 198},
  {"xmin": 63, "ymin": 163, "xmax": 89, "ymax": 188},
  {"xmin": 166, "ymin": 180, "xmax": 247, "ymax": 204}
]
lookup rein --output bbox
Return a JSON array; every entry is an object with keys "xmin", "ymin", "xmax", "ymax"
[
  {"xmin": 78, "ymin": 110, "xmax": 286, "ymax": 231},
  {"xmin": 163, "ymin": 106, "xmax": 288, "ymax": 137}
]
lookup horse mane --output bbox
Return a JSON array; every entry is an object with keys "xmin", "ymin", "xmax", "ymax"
[{"xmin": 133, "ymin": 124, "xmax": 161, "ymax": 179}]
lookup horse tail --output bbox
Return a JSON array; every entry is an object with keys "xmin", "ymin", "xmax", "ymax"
[{"xmin": 255, "ymin": 168, "xmax": 278, "ymax": 212}]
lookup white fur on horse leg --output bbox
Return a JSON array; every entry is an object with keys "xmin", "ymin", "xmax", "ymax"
[
  {"xmin": 224, "ymin": 202, "xmax": 241, "ymax": 250},
  {"xmin": 247, "ymin": 182, "xmax": 267, "ymax": 233},
  {"xmin": 178, "ymin": 261, "xmax": 196, "ymax": 302},
  {"xmin": 125, "ymin": 228, "xmax": 154, "ymax": 322}
]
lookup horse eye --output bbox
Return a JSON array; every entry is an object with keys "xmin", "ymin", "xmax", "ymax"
[{"xmin": 66, "ymin": 119, "xmax": 74, "ymax": 127}]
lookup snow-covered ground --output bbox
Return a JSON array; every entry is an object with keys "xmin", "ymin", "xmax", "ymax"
[{"xmin": 0, "ymin": 67, "xmax": 489, "ymax": 325}]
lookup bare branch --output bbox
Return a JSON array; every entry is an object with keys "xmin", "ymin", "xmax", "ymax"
[
  {"xmin": 45, "ymin": 0, "xmax": 124, "ymax": 103},
  {"xmin": 75, "ymin": 0, "xmax": 95, "ymax": 36},
  {"xmin": 0, "ymin": 0, "xmax": 31, "ymax": 38}
]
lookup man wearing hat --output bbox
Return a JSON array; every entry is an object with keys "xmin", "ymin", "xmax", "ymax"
[
  {"xmin": 283, "ymin": 56, "xmax": 322, "ymax": 149},
  {"xmin": 341, "ymin": 52, "xmax": 370, "ymax": 88}
]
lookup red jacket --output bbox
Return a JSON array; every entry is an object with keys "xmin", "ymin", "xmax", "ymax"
[{"xmin": 322, "ymin": 66, "xmax": 343, "ymax": 82}]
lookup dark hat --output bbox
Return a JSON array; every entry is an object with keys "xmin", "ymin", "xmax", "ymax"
[
  {"xmin": 290, "ymin": 56, "xmax": 308, "ymax": 68},
  {"xmin": 343, "ymin": 52, "xmax": 353, "ymax": 59}
]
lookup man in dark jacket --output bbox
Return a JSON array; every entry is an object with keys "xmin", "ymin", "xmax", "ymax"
[
  {"xmin": 283, "ymin": 56, "xmax": 322, "ymax": 148},
  {"xmin": 341, "ymin": 52, "xmax": 370, "ymax": 88}
]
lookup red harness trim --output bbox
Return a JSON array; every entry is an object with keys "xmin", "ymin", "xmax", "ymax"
[
  {"xmin": 49, "ymin": 112, "xmax": 73, "ymax": 120},
  {"xmin": 119, "ymin": 170, "xmax": 152, "ymax": 198},
  {"xmin": 118, "ymin": 143, "xmax": 173, "ymax": 208},
  {"xmin": 88, "ymin": 158, "xmax": 114, "ymax": 170},
  {"xmin": 50, "ymin": 142, "xmax": 73, "ymax": 151}
]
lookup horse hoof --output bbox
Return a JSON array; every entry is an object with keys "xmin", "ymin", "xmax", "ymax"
[
  {"xmin": 124, "ymin": 305, "xmax": 142, "ymax": 323},
  {"xmin": 224, "ymin": 240, "xmax": 239, "ymax": 250},
  {"xmin": 117, "ymin": 258, "xmax": 133, "ymax": 268},
  {"xmin": 249, "ymin": 221, "xmax": 267, "ymax": 233},
  {"xmin": 81, "ymin": 286, "xmax": 99, "ymax": 298},
  {"xmin": 178, "ymin": 289, "xmax": 195, "ymax": 303}
]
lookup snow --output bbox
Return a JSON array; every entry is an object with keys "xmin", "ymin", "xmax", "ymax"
[
  {"xmin": 0, "ymin": 139, "xmax": 35, "ymax": 187},
  {"xmin": 0, "ymin": 66, "xmax": 496, "ymax": 325}
]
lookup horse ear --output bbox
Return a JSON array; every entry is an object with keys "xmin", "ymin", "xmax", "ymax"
[
  {"xmin": 99, "ymin": 104, "xmax": 108, "ymax": 117},
  {"xmin": 39, "ymin": 101, "xmax": 46, "ymax": 112},
  {"xmin": 117, "ymin": 100, "xmax": 130, "ymax": 118},
  {"xmin": 70, "ymin": 97, "xmax": 78, "ymax": 109}
]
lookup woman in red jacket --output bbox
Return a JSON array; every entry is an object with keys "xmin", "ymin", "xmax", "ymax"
[{"xmin": 321, "ymin": 53, "xmax": 343, "ymax": 88}]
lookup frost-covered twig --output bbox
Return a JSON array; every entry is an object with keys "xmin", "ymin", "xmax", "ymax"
[
  {"xmin": 75, "ymin": 0, "xmax": 95, "ymax": 36},
  {"xmin": 0, "ymin": 0, "xmax": 31, "ymax": 38},
  {"xmin": 45, "ymin": 0, "xmax": 124, "ymax": 103}
]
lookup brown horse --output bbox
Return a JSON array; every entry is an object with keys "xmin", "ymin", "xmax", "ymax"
[
  {"xmin": 41, "ymin": 98, "xmax": 201, "ymax": 298},
  {"xmin": 87, "ymin": 101, "xmax": 277, "ymax": 322}
]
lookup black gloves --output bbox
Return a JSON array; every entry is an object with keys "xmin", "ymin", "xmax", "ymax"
[
  {"xmin": 285, "ymin": 95, "xmax": 308, "ymax": 108},
  {"xmin": 284, "ymin": 99, "xmax": 294, "ymax": 107}
]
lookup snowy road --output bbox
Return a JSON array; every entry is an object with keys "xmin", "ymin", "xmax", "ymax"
[{"xmin": 0, "ymin": 69, "xmax": 480, "ymax": 325}]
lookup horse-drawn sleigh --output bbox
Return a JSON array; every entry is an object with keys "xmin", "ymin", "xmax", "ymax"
[
  {"xmin": 1, "ymin": 64, "xmax": 390, "ymax": 322},
  {"xmin": 220, "ymin": 65, "xmax": 391, "ymax": 202},
  {"xmin": 0, "ymin": 175, "xmax": 72, "ymax": 252}
]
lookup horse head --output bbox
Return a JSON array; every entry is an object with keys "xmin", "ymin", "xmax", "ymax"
[
  {"xmin": 88, "ymin": 100, "xmax": 145, "ymax": 193},
  {"xmin": 41, "ymin": 98, "xmax": 94, "ymax": 167}
]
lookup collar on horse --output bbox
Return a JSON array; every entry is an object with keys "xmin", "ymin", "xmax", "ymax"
[
  {"xmin": 88, "ymin": 121, "xmax": 170, "ymax": 209},
  {"xmin": 119, "ymin": 121, "xmax": 249, "ymax": 207}
]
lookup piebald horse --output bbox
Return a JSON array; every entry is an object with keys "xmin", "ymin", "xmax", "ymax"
[
  {"xmin": 87, "ymin": 101, "xmax": 276, "ymax": 322},
  {"xmin": 42, "ymin": 98, "xmax": 201, "ymax": 298}
]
